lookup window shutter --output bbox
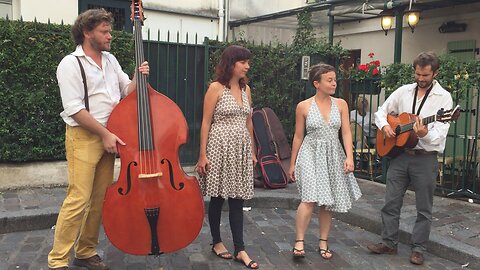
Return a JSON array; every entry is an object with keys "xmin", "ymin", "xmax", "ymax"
[{"xmin": 447, "ymin": 40, "xmax": 476, "ymax": 62}]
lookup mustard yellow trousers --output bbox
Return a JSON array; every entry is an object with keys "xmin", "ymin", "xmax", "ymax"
[{"xmin": 48, "ymin": 125, "xmax": 114, "ymax": 268}]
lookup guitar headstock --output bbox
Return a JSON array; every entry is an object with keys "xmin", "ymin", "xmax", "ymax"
[
  {"xmin": 131, "ymin": 0, "xmax": 145, "ymax": 24},
  {"xmin": 436, "ymin": 105, "xmax": 461, "ymax": 123}
]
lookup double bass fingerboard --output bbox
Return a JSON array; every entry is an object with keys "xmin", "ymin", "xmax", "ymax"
[{"xmin": 133, "ymin": 3, "xmax": 154, "ymax": 151}]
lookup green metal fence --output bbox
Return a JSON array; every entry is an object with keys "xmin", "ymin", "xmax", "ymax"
[{"xmin": 143, "ymin": 33, "xmax": 223, "ymax": 165}]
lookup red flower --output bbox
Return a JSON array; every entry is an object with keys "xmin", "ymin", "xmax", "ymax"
[{"xmin": 347, "ymin": 52, "xmax": 382, "ymax": 81}]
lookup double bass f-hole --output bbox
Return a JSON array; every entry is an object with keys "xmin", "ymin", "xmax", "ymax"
[
  {"xmin": 161, "ymin": 158, "xmax": 184, "ymax": 191},
  {"xmin": 118, "ymin": 161, "xmax": 137, "ymax": 195},
  {"xmin": 119, "ymin": 159, "xmax": 184, "ymax": 196}
]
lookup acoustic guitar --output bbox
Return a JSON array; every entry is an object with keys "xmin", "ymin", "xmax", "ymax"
[{"xmin": 376, "ymin": 105, "xmax": 461, "ymax": 158}]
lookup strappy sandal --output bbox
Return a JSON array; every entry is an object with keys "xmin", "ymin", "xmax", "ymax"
[
  {"xmin": 318, "ymin": 239, "xmax": 332, "ymax": 260},
  {"xmin": 292, "ymin": 239, "xmax": 305, "ymax": 258},
  {"xmin": 234, "ymin": 252, "xmax": 259, "ymax": 269},
  {"xmin": 211, "ymin": 245, "xmax": 232, "ymax": 260}
]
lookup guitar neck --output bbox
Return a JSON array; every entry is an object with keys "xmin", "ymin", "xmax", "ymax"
[{"xmin": 399, "ymin": 115, "xmax": 436, "ymax": 134}]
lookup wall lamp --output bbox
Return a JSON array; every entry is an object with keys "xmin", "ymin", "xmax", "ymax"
[
  {"xmin": 379, "ymin": 9, "xmax": 394, "ymax": 36},
  {"xmin": 380, "ymin": 7, "xmax": 421, "ymax": 35},
  {"xmin": 405, "ymin": 8, "xmax": 421, "ymax": 33}
]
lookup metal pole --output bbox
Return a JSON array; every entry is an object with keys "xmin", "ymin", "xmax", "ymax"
[
  {"xmin": 393, "ymin": 7, "xmax": 404, "ymax": 63},
  {"xmin": 328, "ymin": 7, "xmax": 334, "ymax": 45}
]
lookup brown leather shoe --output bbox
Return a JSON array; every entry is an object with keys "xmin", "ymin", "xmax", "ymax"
[
  {"xmin": 367, "ymin": 243, "xmax": 398, "ymax": 254},
  {"xmin": 73, "ymin": 254, "xmax": 109, "ymax": 270},
  {"xmin": 410, "ymin": 251, "xmax": 424, "ymax": 265}
]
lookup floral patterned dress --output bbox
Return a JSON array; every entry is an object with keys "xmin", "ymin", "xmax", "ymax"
[
  {"xmin": 200, "ymin": 86, "xmax": 254, "ymax": 200},
  {"xmin": 295, "ymin": 97, "xmax": 362, "ymax": 212}
]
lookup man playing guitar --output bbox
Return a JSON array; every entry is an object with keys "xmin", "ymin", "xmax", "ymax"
[{"xmin": 367, "ymin": 51, "xmax": 453, "ymax": 265}]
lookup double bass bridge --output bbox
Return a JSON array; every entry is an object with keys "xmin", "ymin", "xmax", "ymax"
[{"xmin": 138, "ymin": 172, "xmax": 163, "ymax": 179}]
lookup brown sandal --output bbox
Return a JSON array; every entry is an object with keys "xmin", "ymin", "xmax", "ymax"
[
  {"xmin": 318, "ymin": 239, "xmax": 332, "ymax": 260},
  {"xmin": 292, "ymin": 239, "xmax": 305, "ymax": 258}
]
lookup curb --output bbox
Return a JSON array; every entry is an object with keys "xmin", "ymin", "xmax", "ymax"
[{"xmin": 1, "ymin": 186, "xmax": 479, "ymax": 268}]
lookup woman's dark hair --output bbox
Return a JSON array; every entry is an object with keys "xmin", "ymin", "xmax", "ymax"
[
  {"xmin": 215, "ymin": 45, "xmax": 252, "ymax": 89},
  {"xmin": 413, "ymin": 51, "xmax": 440, "ymax": 72},
  {"xmin": 71, "ymin": 9, "xmax": 114, "ymax": 45},
  {"xmin": 308, "ymin": 63, "xmax": 336, "ymax": 87}
]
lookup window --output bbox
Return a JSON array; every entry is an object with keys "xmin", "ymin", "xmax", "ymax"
[
  {"xmin": 88, "ymin": 4, "xmax": 126, "ymax": 31},
  {"xmin": 0, "ymin": 0, "xmax": 12, "ymax": 19},
  {"xmin": 79, "ymin": 0, "xmax": 132, "ymax": 31}
]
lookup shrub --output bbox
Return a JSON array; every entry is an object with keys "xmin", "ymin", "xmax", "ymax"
[{"xmin": 0, "ymin": 19, "xmax": 134, "ymax": 162}]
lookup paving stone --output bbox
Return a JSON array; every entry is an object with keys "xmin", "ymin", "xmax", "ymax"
[{"xmin": 0, "ymin": 180, "xmax": 479, "ymax": 269}]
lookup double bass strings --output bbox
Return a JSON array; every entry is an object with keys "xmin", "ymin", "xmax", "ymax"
[{"xmin": 133, "ymin": 7, "xmax": 157, "ymax": 178}]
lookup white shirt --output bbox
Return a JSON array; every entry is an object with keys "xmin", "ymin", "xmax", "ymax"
[
  {"xmin": 374, "ymin": 80, "xmax": 453, "ymax": 153},
  {"xmin": 58, "ymin": 45, "xmax": 131, "ymax": 126},
  {"xmin": 350, "ymin": 110, "xmax": 375, "ymax": 137}
]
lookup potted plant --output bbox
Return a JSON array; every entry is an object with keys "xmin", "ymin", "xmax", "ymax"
[{"xmin": 347, "ymin": 52, "xmax": 382, "ymax": 94}]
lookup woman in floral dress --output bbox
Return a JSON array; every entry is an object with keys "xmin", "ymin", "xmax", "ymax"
[
  {"xmin": 289, "ymin": 63, "xmax": 362, "ymax": 260},
  {"xmin": 196, "ymin": 45, "xmax": 258, "ymax": 269}
]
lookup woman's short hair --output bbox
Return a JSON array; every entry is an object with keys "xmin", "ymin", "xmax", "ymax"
[
  {"xmin": 71, "ymin": 9, "xmax": 114, "ymax": 45},
  {"xmin": 308, "ymin": 63, "xmax": 336, "ymax": 87},
  {"xmin": 215, "ymin": 45, "xmax": 252, "ymax": 89}
]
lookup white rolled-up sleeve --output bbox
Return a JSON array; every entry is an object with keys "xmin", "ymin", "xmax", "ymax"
[
  {"xmin": 374, "ymin": 88, "xmax": 401, "ymax": 131},
  {"xmin": 57, "ymin": 55, "xmax": 86, "ymax": 117},
  {"xmin": 107, "ymin": 55, "xmax": 131, "ymax": 98}
]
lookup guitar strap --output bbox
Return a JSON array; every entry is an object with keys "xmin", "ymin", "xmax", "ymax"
[{"xmin": 412, "ymin": 83, "xmax": 433, "ymax": 115}]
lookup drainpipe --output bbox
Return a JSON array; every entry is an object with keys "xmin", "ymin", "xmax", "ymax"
[
  {"xmin": 224, "ymin": 0, "xmax": 230, "ymax": 41},
  {"xmin": 328, "ymin": 6, "xmax": 334, "ymax": 45},
  {"xmin": 218, "ymin": 0, "xmax": 225, "ymax": 41}
]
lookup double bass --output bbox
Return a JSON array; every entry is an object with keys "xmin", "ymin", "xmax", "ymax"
[{"xmin": 102, "ymin": 0, "xmax": 204, "ymax": 255}]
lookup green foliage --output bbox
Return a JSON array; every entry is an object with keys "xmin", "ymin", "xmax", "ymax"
[
  {"xmin": 379, "ymin": 55, "xmax": 479, "ymax": 99},
  {"xmin": 291, "ymin": 10, "xmax": 347, "ymax": 60},
  {"xmin": 206, "ymin": 12, "xmax": 347, "ymax": 138},
  {"xmin": 1, "ymin": 10, "xmax": 346, "ymax": 162},
  {"xmin": 0, "ymin": 19, "xmax": 134, "ymax": 162},
  {"xmin": 379, "ymin": 63, "xmax": 414, "ymax": 96},
  {"xmin": 206, "ymin": 12, "xmax": 348, "ymax": 144},
  {"xmin": 436, "ymin": 54, "xmax": 479, "ymax": 102}
]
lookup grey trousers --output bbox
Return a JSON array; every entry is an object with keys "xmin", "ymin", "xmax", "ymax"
[{"xmin": 381, "ymin": 152, "xmax": 439, "ymax": 253}]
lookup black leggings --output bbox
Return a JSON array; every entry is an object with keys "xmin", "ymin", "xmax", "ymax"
[{"xmin": 208, "ymin": 196, "xmax": 245, "ymax": 255}]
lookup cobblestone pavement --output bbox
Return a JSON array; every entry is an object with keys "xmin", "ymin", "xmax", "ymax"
[
  {"xmin": 0, "ymin": 207, "xmax": 469, "ymax": 270},
  {"xmin": 1, "ymin": 179, "xmax": 480, "ymax": 269}
]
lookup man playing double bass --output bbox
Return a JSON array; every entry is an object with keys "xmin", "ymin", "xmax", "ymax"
[
  {"xmin": 367, "ymin": 51, "xmax": 453, "ymax": 265},
  {"xmin": 48, "ymin": 9, "xmax": 149, "ymax": 270}
]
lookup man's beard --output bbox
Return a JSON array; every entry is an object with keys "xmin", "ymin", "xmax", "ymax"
[
  {"xmin": 417, "ymin": 80, "xmax": 433, "ymax": 89},
  {"xmin": 90, "ymin": 38, "xmax": 110, "ymax": 52}
]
